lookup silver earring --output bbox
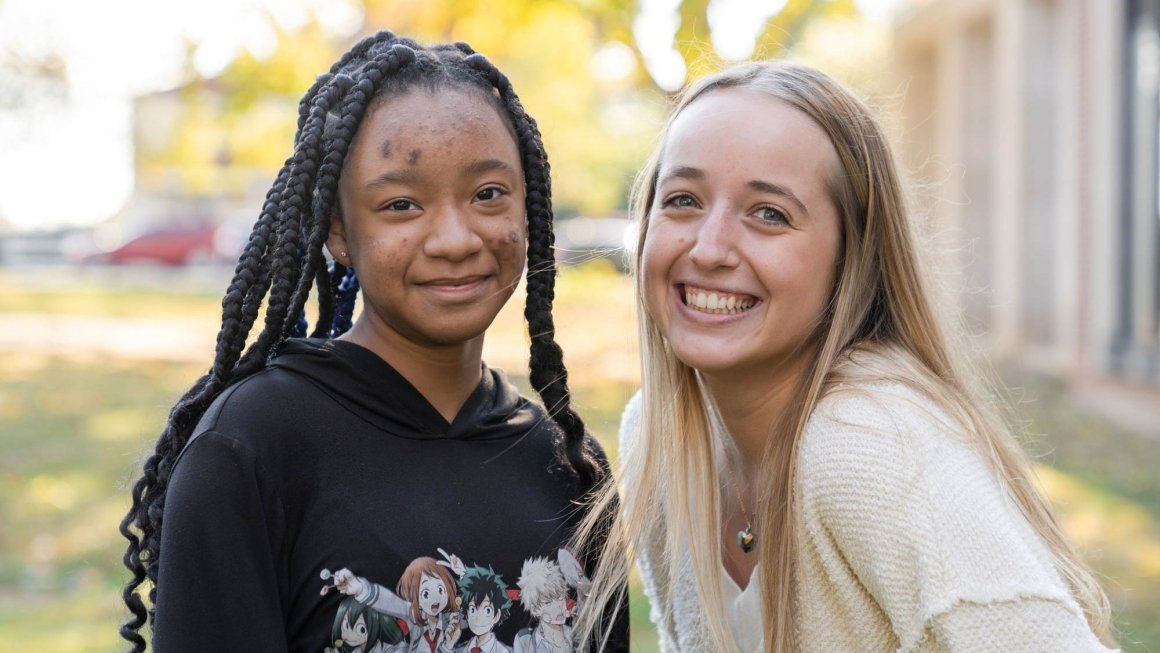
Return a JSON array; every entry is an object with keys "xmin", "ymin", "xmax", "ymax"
[{"xmin": 340, "ymin": 251, "xmax": 347, "ymax": 258}]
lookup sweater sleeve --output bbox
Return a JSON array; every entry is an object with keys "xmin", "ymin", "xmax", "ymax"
[
  {"xmin": 931, "ymin": 597, "xmax": 1110, "ymax": 652},
  {"xmin": 618, "ymin": 391, "xmax": 680, "ymax": 653},
  {"xmin": 153, "ymin": 430, "xmax": 289, "ymax": 651},
  {"xmin": 798, "ymin": 385, "xmax": 1111, "ymax": 653}
]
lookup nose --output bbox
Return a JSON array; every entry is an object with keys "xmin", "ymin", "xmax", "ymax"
[
  {"xmin": 423, "ymin": 203, "xmax": 484, "ymax": 261},
  {"xmin": 687, "ymin": 204, "xmax": 740, "ymax": 270}
]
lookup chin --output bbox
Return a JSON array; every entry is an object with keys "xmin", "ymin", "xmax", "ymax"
[
  {"xmin": 416, "ymin": 320, "xmax": 494, "ymax": 346},
  {"xmin": 670, "ymin": 346, "xmax": 744, "ymax": 375}
]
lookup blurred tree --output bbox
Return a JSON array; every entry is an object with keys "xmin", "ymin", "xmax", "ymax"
[
  {"xmin": 362, "ymin": 0, "xmax": 660, "ymax": 214},
  {"xmin": 0, "ymin": 49, "xmax": 69, "ymax": 155},
  {"xmin": 0, "ymin": 50, "xmax": 68, "ymax": 112},
  {"xmin": 673, "ymin": 0, "xmax": 861, "ymax": 81},
  {"xmin": 136, "ymin": 22, "xmax": 343, "ymax": 198},
  {"xmin": 133, "ymin": 0, "xmax": 886, "ymax": 214}
]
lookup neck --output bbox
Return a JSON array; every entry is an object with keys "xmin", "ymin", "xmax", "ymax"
[
  {"xmin": 699, "ymin": 348, "xmax": 813, "ymax": 466},
  {"xmin": 540, "ymin": 622, "xmax": 565, "ymax": 636},
  {"xmin": 343, "ymin": 319, "xmax": 484, "ymax": 423}
]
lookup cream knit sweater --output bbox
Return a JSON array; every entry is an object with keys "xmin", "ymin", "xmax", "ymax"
[{"xmin": 620, "ymin": 383, "xmax": 1114, "ymax": 652}]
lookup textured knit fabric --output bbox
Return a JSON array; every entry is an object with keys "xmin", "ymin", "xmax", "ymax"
[
  {"xmin": 620, "ymin": 383, "xmax": 1114, "ymax": 652},
  {"xmin": 155, "ymin": 338, "xmax": 626, "ymax": 652}
]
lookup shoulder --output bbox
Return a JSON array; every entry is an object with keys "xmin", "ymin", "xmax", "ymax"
[
  {"xmin": 197, "ymin": 365, "xmax": 321, "ymax": 433},
  {"xmin": 193, "ymin": 364, "xmax": 330, "ymax": 444},
  {"xmin": 174, "ymin": 365, "xmax": 331, "ymax": 482},
  {"xmin": 797, "ymin": 379, "xmax": 997, "ymax": 524},
  {"xmin": 808, "ymin": 379, "xmax": 960, "ymax": 440},
  {"xmin": 796, "ymin": 380, "xmax": 1005, "ymax": 563},
  {"xmin": 795, "ymin": 381, "xmax": 1082, "ymax": 630},
  {"xmin": 798, "ymin": 380, "xmax": 965, "ymax": 491}
]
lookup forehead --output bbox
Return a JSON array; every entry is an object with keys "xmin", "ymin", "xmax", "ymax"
[
  {"xmin": 661, "ymin": 87, "xmax": 839, "ymax": 192},
  {"xmin": 419, "ymin": 574, "xmax": 443, "ymax": 587},
  {"xmin": 471, "ymin": 594, "xmax": 494, "ymax": 608},
  {"xmin": 351, "ymin": 87, "xmax": 518, "ymax": 158}
]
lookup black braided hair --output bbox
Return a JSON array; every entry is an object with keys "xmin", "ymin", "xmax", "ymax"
[{"xmin": 118, "ymin": 31, "xmax": 603, "ymax": 652}]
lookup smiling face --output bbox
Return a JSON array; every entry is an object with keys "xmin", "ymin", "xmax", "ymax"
[
  {"xmin": 466, "ymin": 595, "xmax": 501, "ymax": 636},
  {"xmin": 640, "ymin": 87, "xmax": 842, "ymax": 384},
  {"xmin": 327, "ymin": 87, "xmax": 527, "ymax": 355},
  {"xmin": 418, "ymin": 573, "xmax": 449, "ymax": 618}
]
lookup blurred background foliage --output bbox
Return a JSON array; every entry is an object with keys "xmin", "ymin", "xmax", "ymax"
[
  {"xmin": 3, "ymin": 263, "xmax": 1160, "ymax": 652},
  {"xmin": 2, "ymin": 0, "xmax": 1157, "ymax": 651},
  {"xmin": 133, "ymin": 0, "xmax": 887, "ymax": 215}
]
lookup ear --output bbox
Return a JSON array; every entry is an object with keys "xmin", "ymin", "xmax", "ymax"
[{"xmin": 325, "ymin": 209, "xmax": 351, "ymax": 267}]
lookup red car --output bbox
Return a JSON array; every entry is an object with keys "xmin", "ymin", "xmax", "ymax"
[{"xmin": 90, "ymin": 224, "xmax": 225, "ymax": 266}]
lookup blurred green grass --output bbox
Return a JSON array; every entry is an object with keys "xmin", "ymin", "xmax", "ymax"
[{"xmin": 1, "ymin": 262, "xmax": 1157, "ymax": 652}]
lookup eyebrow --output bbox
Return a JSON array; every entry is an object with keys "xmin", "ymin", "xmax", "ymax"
[
  {"xmin": 364, "ymin": 159, "xmax": 517, "ymax": 191},
  {"xmin": 463, "ymin": 159, "xmax": 518, "ymax": 176},
  {"xmin": 657, "ymin": 165, "xmax": 812, "ymax": 219},
  {"xmin": 365, "ymin": 169, "xmax": 421, "ymax": 190},
  {"xmin": 656, "ymin": 165, "xmax": 705, "ymax": 185},
  {"xmin": 747, "ymin": 180, "xmax": 810, "ymax": 219}
]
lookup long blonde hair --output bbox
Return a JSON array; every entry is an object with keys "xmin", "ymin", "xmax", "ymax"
[{"xmin": 574, "ymin": 60, "xmax": 1113, "ymax": 651}]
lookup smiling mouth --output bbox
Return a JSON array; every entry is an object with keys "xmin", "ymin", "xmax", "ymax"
[
  {"xmin": 422, "ymin": 275, "xmax": 488, "ymax": 288},
  {"xmin": 681, "ymin": 284, "xmax": 758, "ymax": 315}
]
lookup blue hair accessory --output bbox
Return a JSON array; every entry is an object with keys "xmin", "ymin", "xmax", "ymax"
[{"xmin": 330, "ymin": 266, "xmax": 359, "ymax": 338}]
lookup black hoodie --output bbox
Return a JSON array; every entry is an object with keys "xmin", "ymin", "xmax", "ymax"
[{"xmin": 155, "ymin": 338, "xmax": 623, "ymax": 652}]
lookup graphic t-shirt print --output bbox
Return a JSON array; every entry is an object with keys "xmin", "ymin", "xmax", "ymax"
[{"xmin": 322, "ymin": 548, "xmax": 589, "ymax": 653}]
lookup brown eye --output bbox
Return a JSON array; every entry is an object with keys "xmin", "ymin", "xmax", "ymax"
[
  {"xmin": 384, "ymin": 199, "xmax": 419, "ymax": 211},
  {"xmin": 474, "ymin": 186, "xmax": 506, "ymax": 202}
]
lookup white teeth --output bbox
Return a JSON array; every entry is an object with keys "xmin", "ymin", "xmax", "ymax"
[{"xmin": 683, "ymin": 287, "xmax": 755, "ymax": 315}]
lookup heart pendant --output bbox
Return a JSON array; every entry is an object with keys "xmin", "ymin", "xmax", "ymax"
[{"xmin": 737, "ymin": 527, "xmax": 756, "ymax": 553}]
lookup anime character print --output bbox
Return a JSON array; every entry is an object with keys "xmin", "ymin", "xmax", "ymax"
[
  {"xmin": 512, "ymin": 549, "xmax": 589, "ymax": 653},
  {"xmin": 325, "ymin": 596, "xmax": 407, "ymax": 653},
  {"xmin": 453, "ymin": 564, "xmax": 513, "ymax": 653},
  {"xmin": 331, "ymin": 552, "xmax": 463, "ymax": 653},
  {"xmin": 329, "ymin": 548, "xmax": 591, "ymax": 652}
]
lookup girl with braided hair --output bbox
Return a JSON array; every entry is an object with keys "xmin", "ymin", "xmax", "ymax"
[{"xmin": 118, "ymin": 31, "xmax": 623, "ymax": 653}]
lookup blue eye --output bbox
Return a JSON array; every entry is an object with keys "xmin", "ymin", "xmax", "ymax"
[
  {"xmin": 756, "ymin": 206, "xmax": 789, "ymax": 225},
  {"xmin": 660, "ymin": 194, "xmax": 698, "ymax": 210}
]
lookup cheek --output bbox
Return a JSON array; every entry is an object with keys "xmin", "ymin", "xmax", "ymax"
[
  {"xmin": 502, "ymin": 228, "xmax": 525, "ymax": 252},
  {"xmin": 490, "ymin": 227, "xmax": 526, "ymax": 268},
  {"xmin": 639, "ymin": 227, "xmax": 683, "ymax": 302},
  {"xmin": 772, "ymin": 237, "xmax": 838, "ymax": 312},
  {"xmin": 365, "ymin": 233, "xmax": 411, "ymax": 266}
]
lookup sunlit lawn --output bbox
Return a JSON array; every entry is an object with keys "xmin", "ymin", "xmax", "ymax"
[{"xmin": 1, "ymin": 263, "xmax": 1157, "ymax": 652}]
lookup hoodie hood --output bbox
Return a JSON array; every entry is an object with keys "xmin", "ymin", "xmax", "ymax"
[{"xmin": 268, "ymin": 338, "xmax": 541, "ymax": 441}]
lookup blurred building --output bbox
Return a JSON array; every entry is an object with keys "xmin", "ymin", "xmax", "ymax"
[
  {"xmin": 123, "ymin": 80, "xmax": 292, "ymax": 236},
  {"xmin": 893, "ymin": 0, "xmax": 1160, "ymax": 404}
]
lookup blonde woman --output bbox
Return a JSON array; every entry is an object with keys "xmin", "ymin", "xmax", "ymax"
[{"xmin": 576, "ymin": 61, "xmax": 1117, "ymax": 652}]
